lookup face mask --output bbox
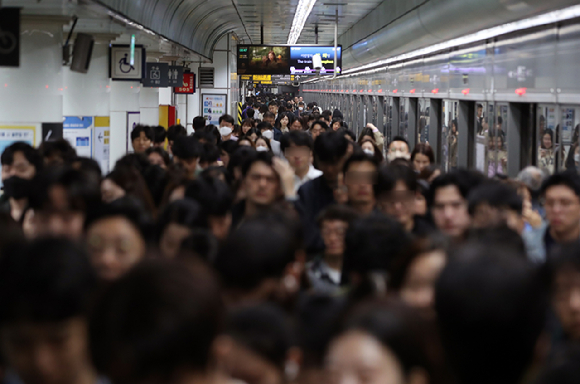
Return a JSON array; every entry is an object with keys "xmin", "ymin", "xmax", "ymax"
[
  {"xmin": 575, "ymin": 154, "xmax": 580, "ymax": 163},
  {"xmin": 262, "ymin": 130, "xmax": 274, "ymax": 140},
  {"xmin": 299, "ymin": 107, "xmax": 303, "ymax": 111},
  {"xmin": 3, "ymin": 176, "xmax": 32, "ymax": 200},
  {"xmin": 363, "ymin": 148, "xmax": 375, "ymax": 156},
  {"xmin": 256, "ymin": 146, "xmax": 269, "ymax": 152},
  {"xmin": 387, "ymin": 150, "xmax": 411, "ymax": 162},
  {"xmin": 219, "ymin": 127, "xmax": 232, "ymax": 137}
]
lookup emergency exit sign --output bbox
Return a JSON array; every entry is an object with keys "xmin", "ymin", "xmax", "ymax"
[{"xmin": 174, "ymin": 73, "xmax": 195, "ymax": 94}]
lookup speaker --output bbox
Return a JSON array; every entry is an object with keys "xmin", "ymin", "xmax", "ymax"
[{"xmin": 71, "ymin": 33, "xmax": 94, "ymax": 74}]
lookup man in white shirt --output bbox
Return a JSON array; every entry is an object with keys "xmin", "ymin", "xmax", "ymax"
[{"xmin": 280, "ymin": 130, "xmax": 322, "ymax": 193}]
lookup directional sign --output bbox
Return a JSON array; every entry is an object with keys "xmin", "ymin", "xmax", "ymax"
[
  {"xmin": 0, "ymin": 8, "xmax": 20, "ymax": 67},
  {"xmin": 167, "ymin": 66, "xmax": 184, "ymax": 87},
  {"xmin": 142, "ymin": 62, "xmax": 169, "ymax": 87}
]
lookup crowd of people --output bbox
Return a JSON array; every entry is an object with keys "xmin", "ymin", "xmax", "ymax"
[{"xmin": 0, "ymin": 95, "xmax": 580, "ymax": 384}]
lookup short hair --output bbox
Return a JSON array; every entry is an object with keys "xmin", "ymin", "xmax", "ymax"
[
  {"xmin": 241, "ymin": 150, "xmax": 274, "ymax": 178},
  {"xmin": 219, "ymin": 114, "xmax": 235, "ymax": 125},
  {"xmin": 468, "ymin": 181, "xmax": 523, "ymax": 215},
  {"xmin": 172, "ymin": 136, "xmax": 203, "ymax": 160},
  {"xmin": 389, "ymin": 136, "xmax": 410, "ymax": 151},
  {"xmin": 242, "ymin": 118, "xmax": 255, "ymax": 127},
  {"xmin": 311, "ymin": 120, "xmax": 329, "ymax": 131},
  {"xmin": 39, "ymin": 139, "xmax": 77, "ymax": 164},
  {"xmin": 130, "ymin": 125, "xmax": 154, "ymax": 142},
  {"xmin": 0, "ymin": 238, "xmax": 97, "ymax": 324},
  {"xmin": 167, "ymin": 124, "xmax": 187, "ymax": 142},
  {"xmin": 227, "ymin": 146, "xmax": 257, "ymax": 178},
  {"xmin": 200, "ymin": 143, "xmax": 221, "ymax": 165},
  {"xmin": 1, "ymin": 142, "xmax": 43, "ymax": 170},
  {"xmin": 263, "ymin": 111, "xmax": 275, "ymax": 120},
  {"xmin": 220, "ymin": 140, "xmax": 239, "ymax": 156},
  {"xmin": 314, "ymin": 131, "xmax": 349, "ymax": 163},
  {"xmin": 541, "ymin": 170, "xmax": 580, "ymax": 199},
  {"xmin": 435, "ymin": 246, "xmax": 548, "ymax": 384},
  {"xmin": 342, "ymin": 149, "xmax": 380, "ymax": 174},
  {"xmin": 375, "ymin": 163, "xmax": 418, "ymax": 197},
  {"xmin": 316, "ymin": 204, "xmax": 359, "ymax": 228},
  {"xmin": 428, "ymin": 169, "xmax": 485, "ymax": 207},
  {"xmin": 89, "ymin": 260, "xmax": 223, "ymax": 383},
  {"xmin": 257, "ymin": 121, "xmax": 273, "ymax": 132},
  {"xmin": 85, "ymin": 196, "xmax": 153, "ymax": 241},
  {"xmin": 192, "ymin": 116, "xmax": 206, "ymax": 131},
  {"xmin": 321, "ymin": 110, "xmax": 332, "ymax": 121},
  {"xmin": 153, "ymin": 125, "xmax": 167, "ymax": 144},
  {"xmin": 185, "ymin": 173, "xmax": 234, "ymax": 217},
  {"xmin": 268, "ymin": 101, "xmax": 279, "ymax": 107},
  {"xmin": 410, "ymin": 143, "xmax": 435, "ymax": 164},
  {"xmin": 145, "ymin": 147, "xmax": 171, "ymax": 167},
  {"xmin": 156, "ymin": 199, "xmax": 207, "ymax": 242},
  {"xmin": 280, "ymin": 130, "xmax": 314, "ymax": 152},
  {"xmin": 72, "ymin": 156, "xmax": 102, "ymax": 178}
]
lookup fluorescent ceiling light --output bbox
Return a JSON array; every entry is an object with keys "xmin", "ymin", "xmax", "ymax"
[{"xmin": 287, "ymin": 0, "xmax": 317, "ymax": 44}]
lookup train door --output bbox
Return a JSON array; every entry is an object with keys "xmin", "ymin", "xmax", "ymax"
[
  {"xmin": 560, "ymin": 105, "xmax": 580, "ymax": 172},
  {"xmin": 485, "ymin": 103, "xmax": 509, "ymax": 177},
  {"xmin": 443, "ymin": 100, "xmax": 459, "ymax": 172},
  {"xmin": 474, "ymin": 101, "xmax": 489, "ymax": 174},
  {"xmin": 419, "ymin": 98, "xmax": 430, "ymax": 144},
  {"xmin": 400, "ymin": 97, "xmax": 409, "ymax": 140}
]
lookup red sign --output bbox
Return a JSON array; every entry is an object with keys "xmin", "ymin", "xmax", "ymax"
[{"xmin": 174, "ymin": 73, "xmax": 195, "ymax": 94}]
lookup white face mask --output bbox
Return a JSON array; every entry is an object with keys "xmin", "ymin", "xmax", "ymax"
[
  {"xmin": 219, "ymin": 127, "xmax": 232, "ymax": 137},
  {"xmin": 363, "ymin": 148, "xmax": 375, "ymax": 156},
  {"xmin": 262, "ymin": 130, "xmax": 274, "ymax": 140},
  {"xmin": 387, "ymin": 150, "xmax": 410, "ymax": 162},
  {"xmin": 256, "ymin": 146, "xmax": 269, "ymax": 152},
  {"xmin": 299, "ymin": 107, "xmax": 303, "ymax": 111}
]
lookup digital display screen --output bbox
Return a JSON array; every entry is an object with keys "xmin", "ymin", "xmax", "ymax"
[{"xmin": 289, "ymin": 46, "xmax": 342, "ymax": 75}]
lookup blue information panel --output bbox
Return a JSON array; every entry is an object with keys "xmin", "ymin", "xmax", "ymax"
[{"xmin": 289, "ymin": 46, "xmax": 342, "ymax": 75}]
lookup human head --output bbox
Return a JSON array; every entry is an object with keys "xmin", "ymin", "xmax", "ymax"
[
  {"xmin": 542, "ymin": 129, "xmax": 554, "ymax": 149},
  {"xmin": 541, "ymin": 171, "xmax": 580, "ymax": 241},
  {"xmin": 477, "ymin": 103, "xmax": 483, "ymax": 117},
  {"xmin": 468, "ymin": 182, "xmax": 523, "ymax": 233},
  {"xmin": 0, "ymin": 238, "xmax": 97, "ymax": 384},
  {"xmin": 130, "ymin": 125, "xmax": 154, "ymax": 153},
  {"xmin": 314, "ymin": 131, "xmax": 349, "ymax": 185},
  {"xmin": 516, "ymin": 166, "xmax": 546, "ymax": 197},
  {"xmin": 387, "ymin": 136, "xmax": 410, "ymax": 162},
  {"xmin": 156, "ymin": 199, "xmax": 207, "ymax": 259},
  {"xmin": 317, "ymin": 204, "xmax": 359, "ymax": 258},
  {"xmin": 268, "ymin": 102, "xmax": 279, "ymax": 116},
  {"xmin": 241, "ymin": 151, "xmax": 281, "ymax": 209},
  {"xmin": 310, "ymin": 120, "xmax": 328, "ymax": 141},
  {"xmin": 145, "ymin": 147, "xmax": 170, "ymax": 170},
  {"xmin": 242, "ymin": 118, "xmax": 255, "ymax": 134},
  {"xmin": 167, "ymin": 124, "xmax": 187, "ymax": 153},
  {"xmin": 375, "ymin": 164, "xmax": 418, "ymax": 232},
  {"xmin": 263, "ymin": 111, "xmax": 276, "ymax": 126},
  {"xmin": 360, "ymin": 139, "xmax": 384, "ymax": 164},
  {"xmin": 343, "ymin": 151, "xmax": 379, "ymax": 209},
  {"xmin": 255, "ymin": 137, "xmax": 272, "ymax": 153},
  {"xmin": 219, "ymin": 114, "xmax": 235, "ymax": 129},
  {"xmin": 39, "ymin": 139, "xmax": 77, "ymax": 166},
  {"xmin": 192, "ymin": 116, "xmax": 207, "ymax": 131},
  {"xmin": 331, "ymin": 118, "xmax": 343, "ymax": 131},
  {"xmin": 152, "ymin": 126, "xmax": 167, "ymax": 147},
  {"xmin": 1, "ymin": 142, "xmax": 42, "ymax": 189},
  {"xmin": 89, "ymin": 260, "xmax": 223, "ymax": 384},
  {"xmin": 280, "ymin": 131, "xmax": 314, "ymax": 177},
  {"xmin": 290, "ymin": 116, "xmax": 304, "ymax": 131},
  {"xmin": 257, "ymin": 121, "xmax": 275, "ymax": 141},
  {"xmin": 171, "ymin": 136, "xmax": 203, "ymax": 179},
  {"xmin": 410, "ymin": 144, "xmax": 435, "ymax": 173},
  {"xmin": 246, "ymin": 127, "xmax": 262, "ymax": 143},
  {"xmin": 102, "ymin": 164, "xmax": 157, "ymax": 216},
  {"xmin": 199, "ymin": 143, "xmax": 221, "ymax": 169},
  {"xmin": 435, "ymin": 246, "xmax": 548, "ymax": 384},
  {"xmin": 321, "ymin": 110, "xmax": 332, "ymax": 124}
]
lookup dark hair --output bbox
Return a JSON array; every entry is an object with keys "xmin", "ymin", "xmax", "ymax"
[
  {"xmin": 192, "ymin": 116, "xmax": 207, "ymax": 131},
  {"xmin": 357, "ymin": 127, "xmax": 375, "ymax": 144},
  {"xmin": 145, "ymin": 147, "xmax": 171, "ymax": 167},
  {"xmin": 85, "ymin": 196, "xmax": 153, "ymax": 241},
  {"xmin": 428, "ymin": 169, "xmax": 485, "ymax": 207},
  {"xmin": 275, "ymin": 112, "xmax": 296, "ymax": 129},
  {"xmin": 167, "ymin": 124, "xmax": 187, "ymax": 142},
  {"xmin": 220, "ymin": 140, "xmax": 239, "ymax": 156},
  {"xmin": 342, "ymin": 149, "xmax": 380, "ymax": 174},
  {"xmin": 153, "ymin": 126, "xmax": 167, "ymax": 144},
  {"xmin": 310, "ymin": 120, "xmax": 329, "ymax": 132},
  {"xmin": 263, "ymin": 111, "xmax": 275, "ymax": 120},
  {"xmin": 89, "ymin": 260, "xmax": 223, "ymax": 383},
  {"xmin": 242, "ymin": 118, "xmax": 255, "ymax": 128},
  {"xmin": 541, "ymin": 170, "xmax": 580, "ymax": 199},
  {"xmin": 411, "ymin": 143, "xmax": 435, "ymax": 164},
  {"xmin": 1, "ymin": 142, "xmax": 43, "ymax": 170},
  {"xmin": 375, "ymin": 163, "xmax": 418, "ymax": 197},
  {"xmin": 468, "ymin": 181, "xmax": 523, "ymax": 215},
  {"xmin": 316, "ymin": 204, "xmax": 359, "ymax": 228},
  {"xmin": 0, "ymin": 238, "xmax": 97, "ymax": 324},
  {"xmin": 331, "ymin": 118, "xmax": 343, "ymax": 129},
  {"xmin": 219, "ymin": 114, "xmax": 235, "ymax": 125},
  {"xmin": 241, "ymin": 150, "xmax": 274, "ymax": 178},
  {"xmin": 314, "ymin": 131, "xmax": 349, "ymax": 163},
  {"xmin": 257, "ymin": 121, "xmax": 273, "ymax": 132},
  {"xmin": 156, "ymin": 199, "xmax": 207, "ymax": 243},
  {"xmin": 105, "ymin": 165, "xmax": 157, "ymax": 215},
  {"xmin": 548, "ymin": 242, "xmax": 580, "ymax": 281},
  {"xmin": 389, "ymin": 136, "xmax": 410, "ymax": 151},
  {"xmin": 338, "ymin": 128, "xmax": 357, "ymax": 142},
  {"xmin": 435, "ymin": 246, "xmax": 548, "ymax": 384},
  {"xmin": 130, "ymin": 125, "xmax": 154, "ymax": 142},
  {"xmin": 227, "ymin": 146, "xmax": 257, "ymax": 180},
  {"xmin": 280, "ymin": 130, "xmax": 314, "ymax": 152},
  {"xmin": 72, "ymin": 156, "xmax": 102, "ymax": 179},
  {"xmin": 39, "ymin": 139, "xmax": 77, "ymax": 164},
  {"xmin": 268, "ymin": 100, "xmax": 279, "ymax": 107},
  {"xmin": 322, "ymin": 110, "xmax": 332, "ymax": 121},
  {"xmin": 172, "ymin": 136, "xmax": 203, "ymax": 160},
  {"xmin": 185, "ymin": 173, "xmax": 233, "ymax": 217},
  {"xmin": 200, "ymin": 143, "xmax": 221, "ymax": 166}
]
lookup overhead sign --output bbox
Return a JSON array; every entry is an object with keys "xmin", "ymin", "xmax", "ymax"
[
  {"xmin": 167, "ymin": 66, "xmax": 184, "ymax": 87},
  {"xmin": 109, "ymin": 44, "xmax": 145, "ymax": 81},
  {"xmin": 174, "ymin": 73, "xmax": 195, "ymax": 94},
  {"xmin": 143, "ymin": 62, "xmax": 169, "ymax": 87},
  {"xmin": 240, "ymin": 74, "xmax": 297, "ymax": 85},
  {"xmin": 0, "ymin": 8, "xmax": 20, "ymax": 67}
]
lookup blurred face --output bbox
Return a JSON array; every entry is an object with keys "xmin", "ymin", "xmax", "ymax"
[
  {"xmin": 310, "ymin": 124, "xmax": 324, "ymax": 140},
  {"xmin": 471, "ymin": 203, "xmax": 523, "ymax": 233},
  {"xmin": 327, "ymin": 331, "xmax": 406, "ymax": 384},
  {"xmin": 209, "ymin": 214, "xmax": 232, "ymax": 241},
  {"xmin": 239, "ymin": 139, "xmax": 253, "ymax": 147},
  {"xmin": 148, "ymin": 151, "xmax": 167, "ymax": 170},
  {"xmin": 477, "ymin": 106, "xmax": 483, "ymax": 118},
  {"xmin": 413, "ymin": 153, "xmax": 430, "ymax": 173},
  {"xmin": 244, "ymin": 161, "xmax": 280, "ymax": 207},
  {"xmin": 495, "ymin": 136, "xmax": 503, "ymax": 150},
  {"xmin": 280, "ymin": 116, "xmax": 289, "ymax": 127},
  {"xmin": 221, "ymin": 150, "xmax": 231, "ymax": 167},
  {"xmin": 3, "ymin": 151, "xmax": 36, "ymax": 181},
  {"xmin": 332, "ymin": 121, "xmax": 341, "ymax": 131},
  {"xmin": 321, "ymin": 220, "xmax": 348, "ymax": 257},
  {"xmin": 220, "ymin": 120, "xmax": 234, "ymax": 129},
  {"xmin": 345, "ymin": 162, "xmax": 376, "ymax": 206},
  {"xmin": 543, "ymin": 133, "xmax": 552, "ymax": 149},
  {"xmin": 87, "ymin": 217, "xmax": 146, "ymax": 281},
  {"xmin": 174, "ymin": 156, "xmax": 198, "ymax": 180},
  {"xmin": 387, "ymin": 141, "xmax": 410, "ymax": 162},
  {"xmin": 255, "ymin": 138, "xmax": 269, "ymax": 152},
  {"xmin": 264, "ymin": 116, "xmax": 275, "ymax": 126},
  {"xmin": 290, "ymin": 120, "xmax": 303, "ymax": 131},
  {"xmin": 284, "ymin": 144, "xmax": 311, "ymax": 175},
  {"xmin": 431, "ymin": 185, "xmax": 470, "ymax": 239},
  {"xmin": 159, "ymin": 223, "xmax": 191, "ymax": 259},
  {"xmin": 553, "ymin": 269, "xmax": 580, "ymax": 341},
  {"xmin": 378, "ymin": 181, "xmax": 415, "ymax": 230},
  {"xmin": 2, "ymin": 318, "xmax": 92, "ymax": 384},
  {"xmin": 249, "ymin": 133, "xmax": 259, "ymax": 142},
  {"xmin": 361, "ymin": 141, "xmax": 375, "ymax": 155},
  {"xmin": 101, "ymin": 179, "xmax": 125, "ymax": 203},
  {"xmin": 242, "ymin": 124, "xmax": 253, "ymax": 134},
  {"xmin": 544, "ymin": 185, "xmax": 580, "ymax": 236},
  {"xmin": 32, "ymin": 186, "xmax": 85, "ymax": 240},
  {"xmin": 400, "ymin": 250, "xmax": 447, "ymax": 313},
  {"xmin": 318, "ymin": 157, "xmax": 347, "ymax": 186},
  {"xmin": 415, "ymin": 193, "xmax": 427, "ymax": 216},
  {"xmin": 132, "ymin": 131, "xmax": 152, "ymax": 153},
  {"xmin": 269, "ymin": 105, "xmax": 278, "ymax": 115}
]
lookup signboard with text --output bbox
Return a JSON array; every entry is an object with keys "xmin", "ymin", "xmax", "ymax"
[
  {"xmin": 202, "ymin": 94, "xmax": 227, "ymax": 125},
  {"xmin": 63, "ymin": 116, "xmax": 93, "ymax": 158},
  {"xmin": 174, "ymin": 73, "xmax": 195, "ymax": 94}
]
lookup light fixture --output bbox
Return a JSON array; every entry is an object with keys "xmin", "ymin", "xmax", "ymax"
[{"xmin": 287, "ymin": 0, "xmax": 317, "ymax": 44}]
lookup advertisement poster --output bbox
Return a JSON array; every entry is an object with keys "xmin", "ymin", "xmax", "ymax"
[
  {"xmin": 0, "ymin": 125, "xmax": 35, "ymax": 188},
  {"xmin": 93, "ymin": 117, "xmax": 110, "ymax": 175},
  {"xmin": 126, "ymin": 112, "xmax": 140, "ymax": 153},
  {"xmin": 63, "ymin": 116, "xmax": 92, "ymax": 158},
  {"xmin": 202, "ymin": 94, "xmax": 227, "ymax": 126},
  {"xmin": 289, "ymin": 46, "xmax": 342, "ymax": 75}
]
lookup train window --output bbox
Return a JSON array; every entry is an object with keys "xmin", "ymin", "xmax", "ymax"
[
  {"xmin": 419, "ymin": 99, "xmax": 430, "ymax": 143},
  {"xmin": 560, "ymin": 105, "xmax": 580, "ymax": 172},
  {"xmin": 537, "ymin": 104, "xmax": 560, "ymax": 175},
  {"xmin": 371, "ymin": 96, "xmax": 378, "ymax": 127},
  {"xmin": 485, "ymin": 103, "xmax": 509, "ymax": 178},
  {"xmin": 400, "ymin": 97, "xmax": 409, "ymax": 139},
  {"xmin": 474, "ymin": 102, "xmax": 488, "ymax": 174},
  {"xmin": 443, "ymin": 100, "xmax": 459, "ymax": 172},
  {"xmin": 386, "ymin": 97, "xmax": 393, "ymax": 144}
]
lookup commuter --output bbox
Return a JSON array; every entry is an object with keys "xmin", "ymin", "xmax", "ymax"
[
  {"xmin": 192, "ymin": 116, "xmax": 206, "ymax": 132},
  {"xmin": 219, "ymin": 140, "xmax": 238, "ymax": 169},
  {"xmin": 253, "ymin": 103, "xmax": 263, "ymax": 120},
  {"xmin": 89, "ymin": 261, "xmax": 224, "ymax": 384},
  {"xmin": 166, "ymin": 124, "xmax": 187, "ymax": 154},
  {"xmin": 295, "ymin": 101, "xmax": 305, "ymax": 117},
  {"xmin": 257, "ymin": 121, "xmax": 282, "ymax": 156},
  {"xmin": 85, "ymin": 197, "xmax": 151, "ymax": 281},
  {"xmin": 101, "ymin": 165, "xmax": 157, "ymax": 215},
  {"xmin": 152, "ymin": 125, "xmax": 167, "ymax": 147},
  {"xmin": 219, "ymin": 114, "xmax": 237, "ymax": 142},
  {"xmin": 280, "ymin": 131, "xmax": 322, "ymax": 193},
  {"xmin": 171, "ymin": 135, "xmax": 202, "ymax": 180},
  {"xmin": 306, "ymin": 204, "xmax": 358, "ymax": 294},
  {"xmin": 338, "ymin": 151, "xmax": 379, "ymax": 215},
  {"xmin": 268, "ymin": 101, "xmax": 279, "ymax": 120},
  {"xmin": 0, "ymin": 238, "xmax": 99, "ymax": 384},
  {"xmin": 241, "ymin": 118, "xmax": 255, "ymax": 135},
  {"xmin": 487, "ymin": 131, "xmax": 507, "ymax": 177},
  {"xmin": 156, "ymin": 199, "xmax": 207, "ymax": 259},
  {"xmin": 359, "ymin": 138, "xmax": 384, "ymax": 163},
  {"xmin": 331, "ymin": 118, "xmax": 343, "ymax": 131},
  {"xmin": 435, "ymin": 246, "xmax": 548, "ymax": 384},
  {"xmin": 321, "ymin": 110, "xmax": 332, "ymax": 125},
  {"xmin": 358, "ymin": 124, "xmax": 385, "ymax": 153},
  {"xmin": 145, "ymin": 146, "xmax": 170, "ymax": 170},
  {"xmin": 290, "ymin": 116, "xmax": 306, "ymax": 131},
  {"xmin": 411, "ymin": 143, "xmax": 435, "ymax": 173},
  {"xmin": 39, "ymin": 139, "xmax": 77, "ymax": 166},
  {"xmin": 276, "ymin": 112, "xmax": 295, "ymax": 134},
  {"xmin": 130, "ymin": 124, "xmax": 154, "ymax": 153},
  {"xmin": 387, "ymin": 136, "xmax": 411, "ymax": 162},
  {"xmin": 309, "ymin": 120, "xmax": 328, "ymax": 141},
  {"xmin": 0, "ymin": 142, "xmax": 42, "ymax": 222},
  {"xmin": 517, "ymin": 165, "xmax": 547, "ymax": 213},
  {"xmin": 255, "ymin": 137, "xmax": 272, "ymax": 153},
  {"xmin": 541, "ymin": 171, "xmax": 580, "ymax": 255},
  {"xmin": 539, "ymin": 129, "xmax": 557, "ymax": 175},
  {"xmin": 375, "ymin": 164, "xmax": 434, "ymax": 236},
  {"xmin": 448, "ymin": 119, "xmax": 458, "ymax": 169},
  {"xmin": 199, "ymin": 142, "xmax": 221, "ymax": 169}
]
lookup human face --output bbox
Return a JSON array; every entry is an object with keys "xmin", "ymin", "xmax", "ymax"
[
  {"xmin": 255, "ymin": 138, "xmax": 269, "ymax": 152},
  {"xmin": 174, "ymin": 156, "xmax": 198, "ymax": 180},
  {"xmin": 361, "ymin": 141, "xmax": 375, "ymax": 155},
  {"xmin": 280, "ymin": 116, "xmax": 289, "ymax": 127},
  {"xmin": 543, "ymin": 133, "xmax": 552, "ymax": 149},
  {"xmin": 327, "ymin": 331, "xmax": 406, "ymax": 384},
  {"xmin": 86, "ymin": 217, "xmax": 146, "ymax": 281},
  {"xmin": 32, "ymin": 185, "xmax": 85, "ymax": 240},
  {"xmin": 249, "ymin": 133, "xmax": 259, "ymax": 142},
  {"xmin": 321, "ymin": 220, "xmax": 348, "ymax": 257},
  {"xmin": 477, "ymin": 106, "xmax": 483, "ymax": 118},
  {"xmin": 148, "ymin": 151, "xmax": 167, "ymax": 170},
  {"xmin": 242, "ymin": 124, "xmax": 252, "ymax": 134},
  {"xmin": 159, "ymin": 223, "xmax": 191, "ymax": 259},
  {"xmin": 345, "ymin": 162, "xmax": 376, "ymax": 206},
  {"xmin": 101, "ymin": 179, "xmax": 125, "ymax": 203},
  {"xmin": 553, "ymin": 269, "xmax": 580, "ymax": 341},
  {"xmin": 2, "ymin": 318, "xmax": 92, "ymax": 384},
  {"xmin": 387, "ymin": 141, "xmax": 410, "ymax": 161},
  {"xmin": 285, "ymin": 144, "xmax": 311, "ymax": 175},
  {"xmin": 415, "ymin": 193, "xmax": 427, "ymax": 216},
  {"xmin": 220, "ymin": 120, "xmax": 234, "ymax": 129},
  {"xmin": 264, "ymin": 116, "xmax": 275, "ymax": 126},
  {"xmin": 290, "ymin": 120, "xmax": 303, "ymax": 131},
  {"xmin": 318, "ymin": 157, "xmax": 347, "ymax": 186},
  {"xmin": 400, "ymin": 250, "xmax": 447, "ymax": 314},
  {"xmin": 413, "ymin": 153, "xmax": 430, "ymax": 173},
  {"xmin": 221, "ymin": 150, "xmax": 231, "ymax": 168},
  {"xmin": 378, "ymin": 181, "xmax": 415, "ymax": 231},
  {"xmin": 332, "ymin": 122, "xmax": 341, "ymax": 131},
  {"xmin": 4, "ymin": 151, "xmax": 36, "ymax": 180},
  {"xmin": 310, "ymin": 124, "xmax": 324, "ymax": 140},
  {"xmin": 269, "ymin": 105, "xmax": 278, "ymax": 115},
  {"xmin": 431, "ymin": 185, "xmax": 470, "ymax": 239},
  {"xmin": 544, "ymin": 185, "xmax": 580, "ymax": 237},
  {"xmin": 244, "ymin": 161, "xmax": 280, "ymax": 207},
  {"xmin": 132, "ymin": 131, "xmax": 152, "ymax": 153},
  {"xmin": 495, "ymin": 136, "xmax": 503, "ymax": 150}
]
